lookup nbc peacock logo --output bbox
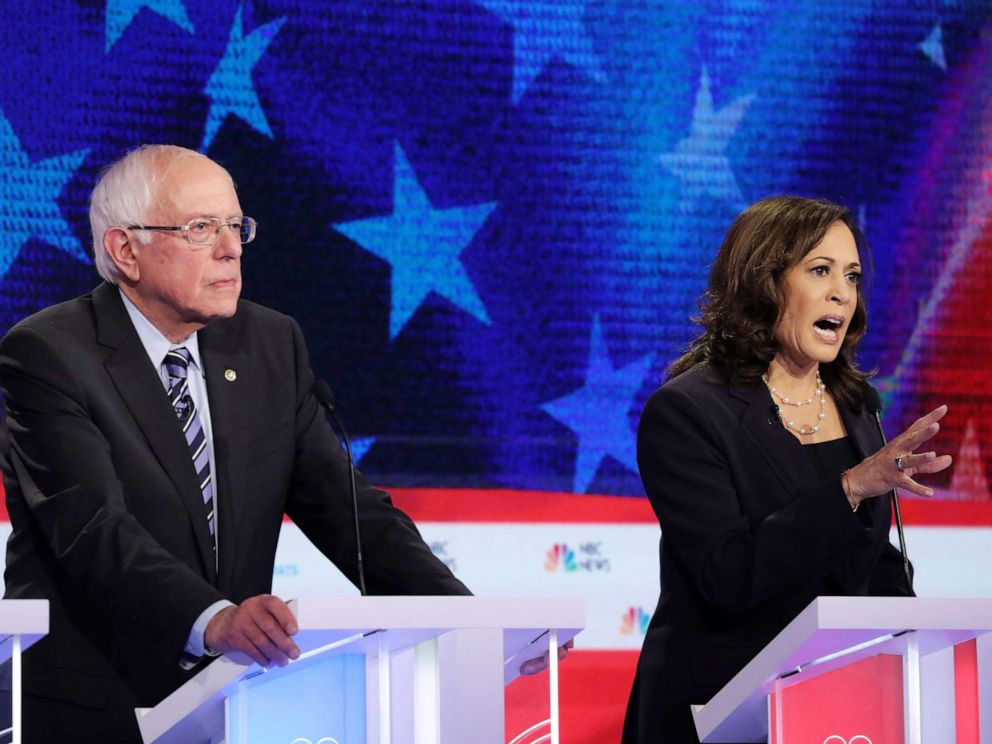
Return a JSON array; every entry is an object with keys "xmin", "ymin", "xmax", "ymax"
[
  {"xmin": 619, "ymin": 606, "xmax": 651, "ymax": 635},
  {"xmin": 544, "ymin": 543, "xmax": 577, "ymax": 572}
]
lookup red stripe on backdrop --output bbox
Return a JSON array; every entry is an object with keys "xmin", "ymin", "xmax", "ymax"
[
  {"xmin": 388, "ymin": 488, "xmax": 657, "ymax": 523},
  {"xmin": 897, "ymin": 498, "xmax": 992, "ymax": 526},
  {"xmin": 1, "ymin": 482, "xmax": 989, "ymax": 526},
  {"xmin": 386, "ymin": 488, "xmax": 992, "ymax": 527},
  {"xmin": 0, "ymin": 483, "xmax": 659, "ymax": 523}
]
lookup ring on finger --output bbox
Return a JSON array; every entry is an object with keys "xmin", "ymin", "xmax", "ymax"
[{"xmin": 896, "ymin": 455, "xmax": 908, "ymax": 471}]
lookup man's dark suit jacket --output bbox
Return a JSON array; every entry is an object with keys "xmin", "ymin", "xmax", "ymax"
[
  {"xmin": 622, "ymin": 363, "xmax": 912, "ymax": 744},
  {"xmin": 0, "ymin": 282, "xmax": 469, "ymax": 741}
]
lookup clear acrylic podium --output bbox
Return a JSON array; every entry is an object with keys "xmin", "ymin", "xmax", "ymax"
[
  {"xmin": 136, "ymin": 596, "xmax": 584, "ymax": 744},
  {"xmin": 0, "ymin": 599, "xmax": 49, "ymax": 744},
  {"xmin": 692, "ymin": 597, "xmax": 992, "ymax": 743}
]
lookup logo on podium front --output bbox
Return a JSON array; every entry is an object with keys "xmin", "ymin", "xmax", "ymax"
[
  {"xmin": 823, "ymin": 737, "xmax": 873, "ymax": 744},
  {"xmin": 290, "ymin": 738, "xmax": 341, "ymax": 744}
]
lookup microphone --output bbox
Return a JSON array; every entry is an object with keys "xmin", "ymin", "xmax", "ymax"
[
  {"xmin": 313, "ymin": 379, "xmax": 367, "ymax": 596},
  {"xmin": 863, "ymin": 387, "xmax": 913, "ymax": 593}
]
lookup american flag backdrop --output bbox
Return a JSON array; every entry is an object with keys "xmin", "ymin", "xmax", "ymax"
[
  {"xmin": 1, "ymin": 0, "xmax": 991, "ymax": 499},
  {"xmin": 2, "ymin": 1, "xmax": 992, "ymax": 739}
]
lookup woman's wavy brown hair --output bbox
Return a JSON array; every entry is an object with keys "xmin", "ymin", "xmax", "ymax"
[{"xmin": 668, "ymin": 195, "xmax": 872, "ymax": 410}]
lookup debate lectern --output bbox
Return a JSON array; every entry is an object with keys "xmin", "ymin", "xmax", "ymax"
[
  {"xmin": 136, "ymin": 596, "xmax": 584, "ymax": 744},
  {"xmin": 0, "ymin": 599, "xmax": 49, "ymax": 744},
  {"xmin": 692, "ymin": 597, "xmax": 992, "ymax": 744}
]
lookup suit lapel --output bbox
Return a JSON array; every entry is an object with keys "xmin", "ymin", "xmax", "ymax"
[
  {"xmin": 731, "ymin": 382, "xmax": 819, "ymax": 495},
  {"xmin": 838, "ymin": 398, "xmax": 881, "ymax": 460},
  {"xmin": 199, "ymin": 316, "xmax": 251, "ymax": 594},
  {"xmin": 93, "ymin": 284, "xmax": 218, "ymax": 583}
]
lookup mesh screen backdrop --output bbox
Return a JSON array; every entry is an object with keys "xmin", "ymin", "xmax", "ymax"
[{"xmin": 1, "ymin": 2, "xmax": 990, "ymax": 498}]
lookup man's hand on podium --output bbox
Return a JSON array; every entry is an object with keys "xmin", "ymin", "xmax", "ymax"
[
  {"xmin": 518, "ymin": 639, "xmax": 574, "ymax": 676},
  {"xmin": 204, "ymin": 594, "xmax": 301, "ymax": 667}
]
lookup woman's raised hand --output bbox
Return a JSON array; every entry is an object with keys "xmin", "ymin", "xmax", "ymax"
[{"xmin": 845, "ymin": 405, "xmax": 953, "ymax": 506}]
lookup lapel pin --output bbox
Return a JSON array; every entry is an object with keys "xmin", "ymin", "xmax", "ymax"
[{"xmin": 224, "ymin": 369, "xmax": 237, "ymax": 382}]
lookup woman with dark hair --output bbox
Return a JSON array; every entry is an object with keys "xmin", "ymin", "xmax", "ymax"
[{"xmin": 621, "ymin": 195, "xmax": 952, "ymax": 743}]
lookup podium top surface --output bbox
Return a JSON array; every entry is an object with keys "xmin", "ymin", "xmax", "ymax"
[
  {"xmin": 0, "ymin": 599, "xmax": 49, "ymax": 664},
  {"xmin": 291, "ymin": 594, "xmax": 584, "ymax": 630},
  {"xmin": 793, "ymin": 595, "xmax": 992, "ymax": 630},
  {"xmin": 0, "ymin": 599, "xmax": 49, "ymax": 634},
  {"xmin": 693, "ymin": 596, "xmax": 992, "ymax": 743}
]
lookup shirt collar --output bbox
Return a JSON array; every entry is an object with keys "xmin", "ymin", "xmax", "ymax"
[{"xmin": 118, "ymin": 288, "xmax": 205, "ymax": 377}]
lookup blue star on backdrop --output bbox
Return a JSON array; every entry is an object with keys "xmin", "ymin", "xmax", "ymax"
[
  {"xmin": 105, "ymin": 0, "xmax": 194, "ymax": 53},
  {"xmin": 334, "ymin": 145, "xmax": 497, "ymax": 341},
  {"xmin": 0, "ymin": 109, "xmax": 90, "ymax": 279},
  {"xmin": 350, "ymin": 437, "xmax": 375, "ymax": 465},
  {"xmin": 659, "ymin": 67, "xmax": 754, "ymax": 212},
  {"xmin": 476, "ymin": 0, "xmax": 606, "ymax": 104},
  {"xmin": 542, "ymin": 316, "xmax": 654, "ymax": 494},
  {"xmin": 918, "ymin": 22, "xmax": 947, "ymax": 70},
  {"xmin": 201, "ymin": 4, "xmax": 286, "ymax": 151}
]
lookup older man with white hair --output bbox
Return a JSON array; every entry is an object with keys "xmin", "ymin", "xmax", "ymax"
[{"xmin": 0, "ymin": 145, "xmax": 470, "ymax": 742}]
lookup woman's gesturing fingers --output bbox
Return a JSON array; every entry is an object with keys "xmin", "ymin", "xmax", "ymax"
[
  {"xmin": 894, "ymin": 456, "xmax": 953, "ymax": 497},
  {"xmin": 893, "ymin": 405, "xmax": 947, "ymax": 451},
  {"xmin": 846, "ymin": 405, "xmax": 952, "ymax": 503},
  {"xmin": 887, "ymin": 406, "xmax": 952, "ymax": 496}
]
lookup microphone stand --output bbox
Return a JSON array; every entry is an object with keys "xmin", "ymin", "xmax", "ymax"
[
  {"xmin": 872, "ymin": 408, "xmax": 914, "ymax": 593},
  {"xmin": 313, "ymin": 380, "xmax": 367, "ymax": 596}
]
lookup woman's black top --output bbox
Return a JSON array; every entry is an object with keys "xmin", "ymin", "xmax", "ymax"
[{"xmin": 803, "ymin": 435, "xmax": 859, "ymax": 477}]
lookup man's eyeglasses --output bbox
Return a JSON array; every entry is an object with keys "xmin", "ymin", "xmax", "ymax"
[{"xmin": 127, "ymin": 216, "xmax": 257, "ymax": 247}]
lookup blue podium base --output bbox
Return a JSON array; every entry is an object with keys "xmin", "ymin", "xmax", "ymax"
[{"xmin": 227, "ymin": 653, "xmax": 366, "ymax": 744}]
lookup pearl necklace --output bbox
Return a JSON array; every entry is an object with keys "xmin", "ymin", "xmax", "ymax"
[{"xmin": 762, "ymin": 370, "xmax": 827, "ymax": 436}]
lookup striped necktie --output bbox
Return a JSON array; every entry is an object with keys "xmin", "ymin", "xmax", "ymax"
[{"xmin": 163, "ymin": 347, "xmax": 215, "ymax": 542}]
